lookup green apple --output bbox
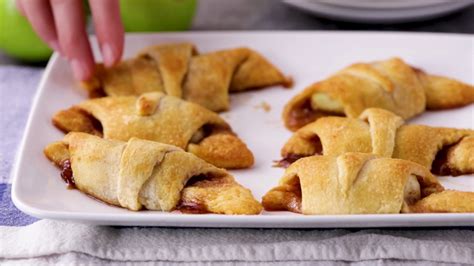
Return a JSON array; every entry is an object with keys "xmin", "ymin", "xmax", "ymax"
[
  {"xmin": 120, "ymin": 0, "xmax": 197, "ymax": 32},
  {"xmin": 0, "ymin": 0, "xmax": 52, "ymax": 62}
]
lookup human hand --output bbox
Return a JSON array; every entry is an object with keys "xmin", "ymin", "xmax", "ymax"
[{"xmin": 16, "ymin": 0, "xmax": 124, "ymax": 81}]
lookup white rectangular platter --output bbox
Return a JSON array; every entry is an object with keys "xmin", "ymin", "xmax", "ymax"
[{"xmin": 12, "ymin": 32, "xmax": 474, "ymax": 227}]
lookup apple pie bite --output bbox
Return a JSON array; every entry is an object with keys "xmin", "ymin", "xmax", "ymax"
[
  {"xmin": 283, "ymin": 57, "xmax": 474, "ymax": 131},
  {"xmin": 44, "ymin": 133, "xmax": 262, "ymax": 214},
  {"xmin": 83, "ymin": 43, "xmax": 292, "ymax": 112},
  {"xmin": 263, "ymin": 153, "xmax": 474, "ymax": 215},
  {"xmin": 278, "ymin": 108, "xmax": 474, "ymax": 176},
  {"xmin": 52, "ymin": 92, "xmax": 254, "ymax": 169}
]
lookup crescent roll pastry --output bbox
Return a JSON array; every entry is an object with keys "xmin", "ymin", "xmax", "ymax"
[
  {"xmin": 409, "ymin": 190, "xmax": 474, "ymax": 213},
  {"xmin": 82, "ymin": 43, "xmax": 292, "ymax": 112},
  {"xmin": 263, "ymin": 153, "xmax": 444, "ymax": 214},
  {"xmin": 283, "ymin": 57, "xmax": 474, "ymax": 131},
  {"xmin": 43, "ymin": 133, "xmax": 262, "ymax": 214},
  {"xmin": 52, "ymin": 92, "xmax": 254, "ymax": 169},
  {"xmin": 279, "ymin": 108, "xmax": 474, "ymax": 176}
]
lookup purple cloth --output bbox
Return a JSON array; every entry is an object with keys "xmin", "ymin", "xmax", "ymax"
[
  {"xmin": 0, "ymin": 66, "xmax": 43, "ymax": 226},
  {"xmin": 0, "ymin": 184, "xmax": 37, "ymax": 226}
]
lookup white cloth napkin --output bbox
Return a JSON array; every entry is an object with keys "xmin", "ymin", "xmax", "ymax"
[{"xmin": 1, "ymin": 220, "xmax": 473, "ymax": 265}]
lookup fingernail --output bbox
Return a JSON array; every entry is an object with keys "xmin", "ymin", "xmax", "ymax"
[
  {"xmin": 71, "ymin": 59, "xmax": 89, "ymax": 81},
  {"xmin": 102, "ymin": 43, "xmax": 115, "ymax": 67}
]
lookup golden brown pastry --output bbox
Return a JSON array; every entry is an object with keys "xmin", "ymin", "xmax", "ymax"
[
  {"xmin": 416, "ymin": 70, "xmax": 474, "ymax": 110},
  {"xmin": 409, "ymin": 190, "xmax": 474, "ymax": 213},
  {"xmin": 52, "ymin": 92, "xmax": 254, "ymax": 169},
  {"xmin": 83, "ymin": 43, "xmax": 292, "ymax": 112},
  {"xmin": 263, "ymin": 153, "xmax": 444, "ymax": 214},
  {"xmin": 283, "ymin": 57, "xmax": 474, "ymax": 131},
  {"xmin": 44, "ymin": 132, "xmax": 262, "ymax": 214},
  {"xmin": 279, "ymin": 108, "xmax": 474, "ymax": 176}
]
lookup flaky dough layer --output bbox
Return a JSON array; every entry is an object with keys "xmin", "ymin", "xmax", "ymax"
[
  {"xmin": 44, "ymin": 133, "xmax": 262, "ymax": 214},
  {"xmin": 283, "ymin": 57, "xmax": 474, "ymax": 131},
  {"xmin": 280, "ymin": 108, "xmax": 474, "ymax": 176},
  {"xmin": 52, "ymin": 92, "xmax": 254, "ymax": 169}
]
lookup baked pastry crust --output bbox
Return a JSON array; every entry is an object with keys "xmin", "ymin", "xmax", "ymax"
[
  {"xmin": 83, "ymin": 43, "xmax": 292, "ymax": 112},
  {"xmin": 44, "ymin": 133, "xmax": 262, "ymax": 214},
  {"xmin": 417, "ymin": 72, "xmax": 474, "ymax": 109},
  {"xmin": 263, "ymin": 153, "xmax": 444, "ymax": 215},
  {"xmin": 279, "ymin": 108, "xmax": 474, "ymax": 176},
  {"xmin": 409, "ymin": 190, "xmax": 474, "ymax": 213},
  {"xmin": 283, "ymin": 57, "xmax": 474, "ymax": 131},
  {"xmin": 52, "ymin": 92, "xmax": 254, "ymax": 169}
]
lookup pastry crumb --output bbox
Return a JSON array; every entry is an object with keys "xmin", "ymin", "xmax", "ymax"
[
  {"xmin": 254, "ymin": 101, "xmax": 271, "ymax": 112},
  {"xmin": 283, "ymin": 76, "xmax": 294, "ymax": 88}
]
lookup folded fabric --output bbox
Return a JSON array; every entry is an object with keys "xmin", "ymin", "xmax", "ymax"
[{"xmin": 1, "ymin": 220, "xmax": 474, "ymax": 264}]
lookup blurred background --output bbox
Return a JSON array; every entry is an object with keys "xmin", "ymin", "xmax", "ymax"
[{"xmin": 0, "ymin": 0, "xmax": 473, "ymax": 65}]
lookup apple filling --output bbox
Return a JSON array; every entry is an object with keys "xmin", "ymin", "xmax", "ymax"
[
  {"xmin": 189, "ymin": 124, "xmax": 217, "ymax": 144},
  {"xmin": 60, "ymin": 159, "xmax": 75, "ymax": 188},
  {"xmin": 310, "ymin": 92, "xmax": 345, "ymax": 114},
  {"xmin": 430, "ymin": 140, "xmax": 472, "ymax": 176},
  {"xmin": 288, "ymin": 93, "xmax": 345, "ymax": 130}
]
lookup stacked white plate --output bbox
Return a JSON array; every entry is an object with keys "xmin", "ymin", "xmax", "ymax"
[{"xmin": 283, "ymin": 0, "xmax": 473, "ymax": 23}]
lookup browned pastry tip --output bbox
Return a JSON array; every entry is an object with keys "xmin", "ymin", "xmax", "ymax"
[
  {"xmin": 410, "ymin": 190, "xmax": 474, "ymax": 213},
  {"xmin": 229, "ymin": 47, "xmax": 293, "ymax": 91},
  {"xmin": 187, "ymin": 132, "xmax": 254, "ymax": 169},
  {"xmin": 415, "ymin": 69, "xmax": 474, "ymax": 110},
  {"xmin": 52, "ymin": 107, "xmax": 103, "ymax": 137},
  {"xmin": 261, "ymin": 174, "xmax": 302, "ymax": 213},
  {"xmin": 135, "ymin": 91, "xmax": 163, "ymax": 116},
  {"xmin": 44, "ymin": 141, "xmax": 70, "ymax": 166}
]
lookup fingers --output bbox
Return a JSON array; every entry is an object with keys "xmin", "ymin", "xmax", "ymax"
[
  {"xmin": 18, "ymin": 0, "xmax": 60, "ymax": 52},
  {"xmin": 19, "ymin": 0, "xmax": 125, "ymax": 81},
  {"xmin": 51, "ymin": 0, "xmax": 94, "ymax": 81},
  {"xmin": 89, "ymin": 0, "xmax": 124, "ymax": 67},
  {"xmin": 15, "ymin": 0, "xmax": 25, "ymax": 16}
]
